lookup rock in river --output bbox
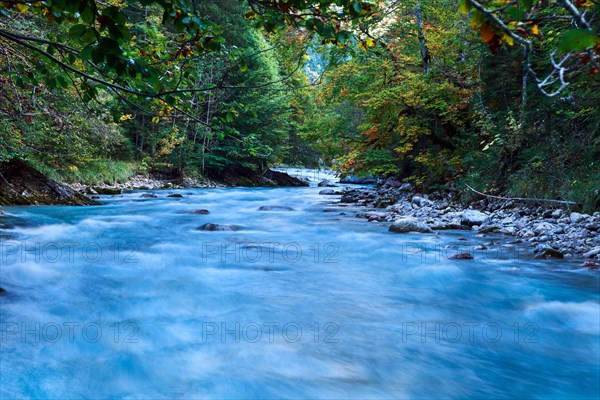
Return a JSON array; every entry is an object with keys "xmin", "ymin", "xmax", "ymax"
[
  {"xmin": 449, "ymin": 252, "xmax": 474, "ymax": 260},
  {"xmin": 198, "ymin": 223, "xmax": 241, "ymax": 231},
  {"xmin": 317, "ymin": 180, "xmax": 337, "ymax": 187},
  {"xmin": 187, "ymin": 209, "xmax": 210, "ymax": 215},
  {"xmin": 93, "ymin": 187, "xmax": 122, "ymax": 195},
  {"xmin": 535, "ymin": 247, "xmax": 564, "ymax": 259},
  {"xmin": 389, "ymin": 217, "xmax": 433, "ymax": 233},
  {"xmin": 258, "ymin": 206, "xmax": 294, "ymax": 211},
  {"xmin": 319, "ymin": 189, "xmax": 339, "ymax": 195}
]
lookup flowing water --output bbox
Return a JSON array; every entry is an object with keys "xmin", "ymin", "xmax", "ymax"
[{"xmin": 1, "ymin": 174, "xmax": 599, "ymax": 399}]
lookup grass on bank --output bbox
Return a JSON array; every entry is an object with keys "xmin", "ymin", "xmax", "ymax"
[{"xmin": 28, "ymin": 159, "xmax": 140, "ymax": 186}]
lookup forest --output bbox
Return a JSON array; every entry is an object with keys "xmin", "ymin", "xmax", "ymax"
[
  {"xmin": 1, "ymin": 0, "xmax": 599, "ymax": 210},
  {"xmin": 2, "ymin": 2, "xmax": 600, "ymax": 398}
]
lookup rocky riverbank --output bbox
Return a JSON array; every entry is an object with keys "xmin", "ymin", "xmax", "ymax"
[
  {"xmin": 67, "ymin": 174, "xmax": 221, "ymax": 196},
  {"xmin": 69, "ymin": 168, "xmax": 309, "ymax": 196},
  {"xmin": 0, "ymin": 159, "xmax": 98, "ymax": 206},
  {"xmin": 329, "ymin": 178, "xmax": 600, "ymax": 267},
  {"xmin": 0, "ymin": 158, "xmax": 309, "ymax": 205}
]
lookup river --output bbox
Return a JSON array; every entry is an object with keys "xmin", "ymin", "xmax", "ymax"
[{"xmin": 1, "ymin": 174, "xmax": 599, "ymax": 398}]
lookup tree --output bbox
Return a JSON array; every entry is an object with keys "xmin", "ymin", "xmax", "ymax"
[{"xmin": 460, "ymin": 0, "xmax": 599, "ymax": 97}]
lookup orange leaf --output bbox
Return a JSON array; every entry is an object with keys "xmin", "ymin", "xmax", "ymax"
[{"xmin": 480, "ymin": 22, "xmax": 495, "ymax": 44}]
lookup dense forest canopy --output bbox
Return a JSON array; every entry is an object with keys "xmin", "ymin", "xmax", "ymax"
[{"xmin": 0, "ymin": 0, "xmax": 599, "ymax": 209}]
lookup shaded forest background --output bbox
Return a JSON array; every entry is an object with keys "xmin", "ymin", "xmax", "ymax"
[{"xmin": 1, "ymin": 0, "xmax": 599, "ymax": 210}]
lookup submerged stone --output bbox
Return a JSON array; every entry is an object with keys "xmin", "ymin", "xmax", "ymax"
[
  {"xmin": 198, "ymin": 223, "xmax": 241, "ymax": 231},
  {"xmin": 187, "ymin": 209, "xmax": 210, "ymax": 215},
  {"xmin": 449, "ymin": 252, "xmax": 474, "ymax": 260},
  {"xmin": 258, "ymin": 206, "xmax": 294, "ymax": 211}
]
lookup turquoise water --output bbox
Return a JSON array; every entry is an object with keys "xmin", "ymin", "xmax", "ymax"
[{"xmin": 1, "ymin": 185, "xmax": 599, "ymax": 398}]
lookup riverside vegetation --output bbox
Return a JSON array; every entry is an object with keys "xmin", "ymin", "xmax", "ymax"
[{"xmin": 1, "ymin": 1, "xmax": 599, "ymax": 228}]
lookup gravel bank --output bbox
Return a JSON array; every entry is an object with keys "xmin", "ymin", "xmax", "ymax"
[{"xmin": 331, "ymin": 178, "xmax": 600, "ymax": 268}]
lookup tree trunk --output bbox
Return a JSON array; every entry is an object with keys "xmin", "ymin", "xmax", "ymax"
[{"xmin": 415, "ymin": 2, "xmax": 430, "ymax": 74}]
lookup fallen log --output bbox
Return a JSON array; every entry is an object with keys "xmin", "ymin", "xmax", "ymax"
[{"xmin": 465, "ymin": 184, "xmax": 580, "ymax": 206}]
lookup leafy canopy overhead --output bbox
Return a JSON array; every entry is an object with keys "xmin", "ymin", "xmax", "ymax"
[
  {"xmin": 0, "ymin": 0, "xmax": 377, "ymax": 101},
  {"xmin": 1, "ymin": 0, "xmax": 597, "ymax": 100}
]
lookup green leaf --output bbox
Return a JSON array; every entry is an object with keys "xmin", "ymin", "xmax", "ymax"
[
  {"xmin": 504, "ymin": 6, "xmax": 523, "ymax": 21},
  {"xmin": 336, "ymin": 30, "xmax": 353, "ymax": 45},
  {"xmin": 520, "ymin": 0, "xmax": 533, "ymax": 10},
  {"xmin": 80, "ymin": 44, "xmax": 94, "ymax": 61},
  {"xmin": 470, "ymin": 10, "xmax": 485, "ymax": 29},
  {"xmin": 102, "ymin": 6, "xmax": 127, "ymax": 26},
  {"xmin": 56, "ymin": 74, "xmax": 69, "ymax": 88},
  {"xmin": 69, "ymin": 24, "xmax": 87, "ymax": 40},
  {"xmin": 459, "ymin": 0, "xmax": 472, "ymax": 15},
  {"xmin": 97, "ymin": 38, "xmax": 122, "ymax": 56},
  {"xmin": 558, "ymin": 29, "xmax": 598, "ymax": 53},
  {"xmin": 91, "ymin": 47, "xmax": 105, "ymax": 64},
  {"xmin": 79, "ymin": 2, "xmax": 95, "ymax": 24},
  {"xmin": 164, "ymin": 95, "xmax": 176, "ymax": 106}
]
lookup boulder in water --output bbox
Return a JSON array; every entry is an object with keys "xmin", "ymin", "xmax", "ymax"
[
  {"xmin": 198, "ymin": 223, "xmax": 241, "ymax": 231},
  {"xmin": 389, "ymin": 217, "xmax": 433, "ymax": 233},
  {"xmin": 140, "ymin": 193, "xmax": 158, "ymax": 198},
  {"xmin": 93, "ymin": 187, "xmax": 122, "ymax": 195},
  {"xmin": 187, "ymin": 209, "xmax": 210, "ymax": 215},
  {"xmin": 535, "ymin": 247, "xmax": 564, "ymax": 259},
  {"xmin": 449, "ymin": 252, "xmax": 474, "ymax": 260},
  {"xmin": 167, "ymin": 194, "xmax": 184, "ymax": 198},
  {"xmin": 258, "ymin": 206, "xmax": 294, "ymax": 211},
  {"xmin": 317, "ymin": 180, "xmax": 337, "ymax": 187},
  {"xmin": 0, "ymin": 288, "xmax": 6, "ymax": 296}
]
